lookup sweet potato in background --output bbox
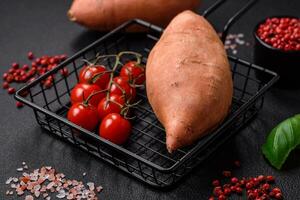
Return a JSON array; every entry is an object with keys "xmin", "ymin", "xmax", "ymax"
[{"xmin": 68, "ymin": 0, "xmax": 200, "ymax": 31}]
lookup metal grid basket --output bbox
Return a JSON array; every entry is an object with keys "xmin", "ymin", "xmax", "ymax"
[{"xmin": 15, "ymin": 0, "xmax": 278, "ymax": 188}]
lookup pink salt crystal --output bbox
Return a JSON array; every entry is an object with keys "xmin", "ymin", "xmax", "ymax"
[
  {"xmin": 5, "ymin": 177, "xmax": 13, "ymax": 185},
  {"xmin": 96, "ymin": 186, "xmax": 103, "ymax": 192},
  {"xmin": 67, "ymin": 193, "xmax": 74, "ymax": 199},
  {"xmin": 25, "ymin": 195, "xmax": 34, "ymax": 200},
  {"xmin": 34, "ymin": 190, "xmax": 40, "ymax": 198},
  {"xmin": 46, "ymin": 182, "xmax": 55, "ymax": 190},
  {"xmin": 40, "ymin": 186, "xmax": 47, "ymax": 192}
]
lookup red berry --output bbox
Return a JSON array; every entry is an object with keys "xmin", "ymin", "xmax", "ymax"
[
  {"xmin": 231, "ymin": 177, "xmax": 238, "ymax": 184},
  {"xmin": 269, "ymin": 191, "xmax": 275, "ymax": 197},
  {"xmin": 209, "ymin": 197, "xmax": 215, "ymax": 200},
  {"xmin": 261, "ymin": 194, "xmax": 269, "ymax": 200},
  {"xmin": 222, "ymin": 171, "xmax": 231, "ymax": 177},
  {"xmin": 8, "ymin": 68, "xmax": 15, "ymax": 74},
  {"xmin": 35, "ymin": 58, "xmax": 41, "ymax": 65},
  {"xmin": 21, "ymin": 75, "xmax": 28, "ymax": 82},
  {"xmin": 274, "ymin": 193, "xmax": 283, "ymax": 199},
  {"xmin": 214, "ymin": 187, "xmax": 223, "ymax": 196},
  {"xmin": 6, "ymin": 74, "xmax": 14, "ymax": 83},
  {"xmin": 59, "ymin": 54, "xmax": 67, "ymax": 61},
  {"xmin": 41, "ymin": 59, "xmax": 48, "ymax": 66},
  {"xmin": 218, "ymin": 195, "xmax": 226, "ymax": 200},
  {"xmin": 27, "ymin": 52, "xmax": 34, "ymax": 60},
  {"xmin": 266, "ymin": 176, "xmax": 274, "ymax": 182},
  {"xmin": 272, "ymin": 187, "xmax": 281, "ymax": 194},
  {"xmin": 212, "ymin": 180, "xmax": 220, "ymax": 186},
  {"xmin": 257, "ymin": 175, "xmax": 264, "ymax": 182},
  {"xmin": 22, "ymin": 64, "xmax": 29, "ymax": 71},
  {"xmin": 16, "ymin": 101, "xmax": 24, "ymax": 108},
  {"xmin": 60, "ymin": 68, "xmax": 69, "ymax": 77},
  {"xmin": 28, "ymin": 77, "xmax": 36, "ymax": 83},
  {"xmin": 248, "ymin": 192, "xmax": 256, "ymax": 199},
  {"xmin": 3, "ymin": 73, "xmax": 8, "ymax": 80},
  {"xmin": 223, "ymin": 188, "xmax": 231, "ymax": 195},
  {"xmin": 8, "ymin": 87, "xmax": 16, "ymax": 94},
  {"xmin": 31, "ymin": 62, "xmax": 37, "ymax": 68},
  {"xmin": 240, "ymin": 179, "xmax": 246, "ymax": 186},
  {"xmin": 246, "ymin": 182, "xmax": 254, "ymax": 189},
  {"xmin": 235, "ymin": 187, "xmax": 242, "ymax": 194},
  {"xmin": 49, "ymin": 57, "xmax": 57, "ymax": 64},
  {"xmin": 262, "ymin": 183, "xmax": 270, "ymax": 191},
  {"xmin": 12, "ymin": 62, "xmax": 19, "ymax": 69},
  {"xmin": 44, "ymin": 80, "xmax": 52, "ymax": 88},
  {"xmin": 2, "ymin": 82, "xmax": 9, "ymax": 89}
]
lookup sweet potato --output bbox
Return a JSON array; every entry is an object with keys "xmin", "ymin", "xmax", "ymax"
[
  {"xmin": 146, "ymin": 10, "xmax": 233, "ymax": 153},
  {"xmin": 68, "ymin": 0, "xmax": 200, "ymax": 31}
]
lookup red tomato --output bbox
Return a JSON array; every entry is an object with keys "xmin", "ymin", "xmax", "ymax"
[
  {"xmin": 99, "ymin": 113, "xmax": 131, "ymax": 144},
  {"xmin": 108, "ymin": 76, "xmax": 136, "ymax": 101},
  {"xmin": 79, "ymin": 64, "xmax": 110, "ymax": 88},
  {"xmin": 70, "ymin": 83, "xmax": 105, "ymax": 107},
  {"xmin": 67, "ymin": 103, "xmax": 99, "ymax": 131},
  {"xmin": 97, "ymin": 94, "xmax": 125, "ymax": 120},
  {"xmin": 120, "ymin": 61, "xmax": 145, "ymax": 85}
]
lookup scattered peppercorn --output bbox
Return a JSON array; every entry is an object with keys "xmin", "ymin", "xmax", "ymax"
[
  {"xmin": 7, "ymin": 87, "xmax": 15, "ymax": 94},
  {"xmin": 27, "ymin": 51, "xmax": 34, "ymax": 60},
  {"xmin": 2, "ymin": 82, "xmax": 9, "ymax": 89},
  {"xmin": 1, "ymin": 52, "xmax": 67, "ymax": 108},
  {"xmin": 16, "ymin": 101, "xmax": 24, "ymax": 108},
  {"xmin": 209, "ymin": 162, "xmax": 283, "ymax": 200},
  {"xmin": 222, "ymin": 171, "xmax": 232, "ymax": 177}
]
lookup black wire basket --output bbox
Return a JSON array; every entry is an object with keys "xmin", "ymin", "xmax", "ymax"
[{"xmin": 15, "ymin": 0, "xmax": 278, "ymax": 188}]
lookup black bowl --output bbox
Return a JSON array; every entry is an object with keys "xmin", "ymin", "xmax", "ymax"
[{"xmin": 253, "ymin": 16, "xmax": 300, "ymax": 89}]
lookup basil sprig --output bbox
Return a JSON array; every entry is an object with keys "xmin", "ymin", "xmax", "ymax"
[{"xmin": 262, "ymin": 114, "xmax": 300, "ymax": 170}]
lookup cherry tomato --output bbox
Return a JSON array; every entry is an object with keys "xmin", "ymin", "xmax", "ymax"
[
  {"xmin": 99, "ymin": 113, "xmax": 131, "ymax": 144},
  {"xmin": 97, "ymin": 94, "xmax": 125, "ymax": 120},
  {"xmin": 108, "ymin": 76, "xmax": 136, "ymax": 101},
  {"xmin": 79, "ymin": 64, "xmax": 110, "ymax": 88},
  {"xmin": 67, "ymin": 102, "xmax": 99, "ymax": 131},
  {"xmin": 70, "ymin": 83, "xmax": 105, "ymax": 107},
  {"xmin": 120, "ymin": 61, "xmax": 145, "ymax": 85}
]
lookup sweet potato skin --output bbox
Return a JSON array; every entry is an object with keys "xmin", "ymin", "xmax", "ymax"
[
  {"xmin": 146, "ymin": 11, "xmax": 233, "ymax": 152},
  {"xmin": 68, "ymin": 0, "xmax": 200, "ymax": 31}
]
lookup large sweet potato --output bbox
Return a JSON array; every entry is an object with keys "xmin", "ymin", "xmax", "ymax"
[
  {"xmin": 146, "ymin": 10, "xmax": 233, "ymax": 153},
  {"xmin": 68, "ymin": 0, "xmax": 200, "ymax": 31}
]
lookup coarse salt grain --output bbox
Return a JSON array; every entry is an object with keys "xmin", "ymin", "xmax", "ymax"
[
  {"xmin": 96, "ymin": 186, "xmax": 103, "ymax": 193},
  {"xmin": 17, "ymin": 167, "xmax": 23, "ymax": 172},
  {"xmin": 5, "ymin": 177, "xmax": 13, "ymax": 185},
  {"xmin": 223, "ymin": 33, "xmax": 249, "ymax": 55},
  {"xmin": 5, "ymin": 163, "xmax": 103, "ymax": 199},
  {"xmin": 25, "ymin": 195, "xmax": 34, "ymax": 200}
]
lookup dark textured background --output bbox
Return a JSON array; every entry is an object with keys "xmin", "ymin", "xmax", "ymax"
[{"xmin": 0, "ymin": 0, "xmax": 300, "ymax": 199}]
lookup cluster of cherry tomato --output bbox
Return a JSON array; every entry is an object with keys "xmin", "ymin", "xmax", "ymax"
[{"xmin": 67, "ymin": 52, "xmax": 145, "ymax": 145}]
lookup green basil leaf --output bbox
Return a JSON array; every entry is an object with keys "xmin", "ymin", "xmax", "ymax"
[{"xmin": 262, "ymin": 114, "xmax": 300, "ymax": 170}]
